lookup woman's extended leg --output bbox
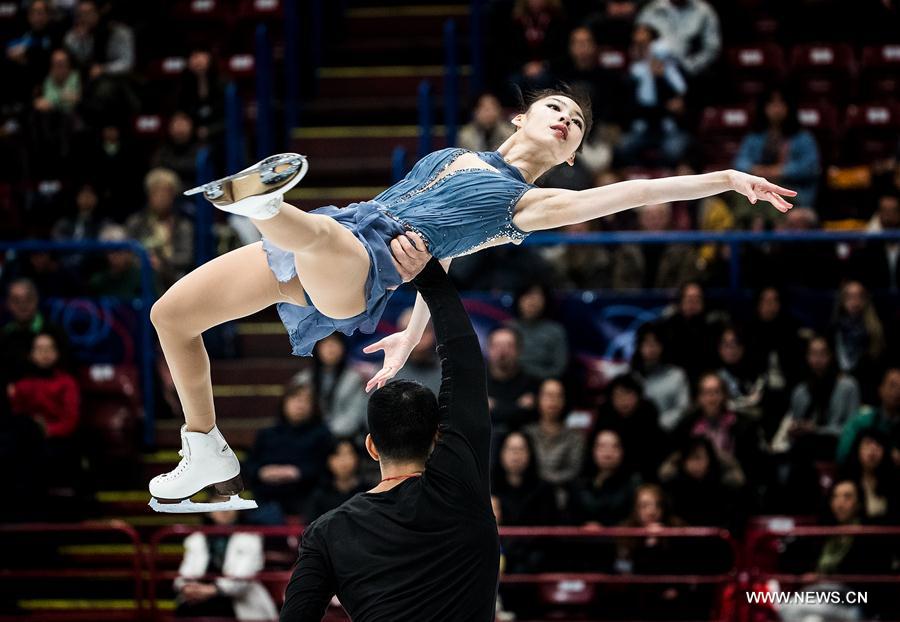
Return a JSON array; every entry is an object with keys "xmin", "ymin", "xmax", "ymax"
[{"xmin": 150, "ymin": 241, "xmax": 306, "ymax": 433}]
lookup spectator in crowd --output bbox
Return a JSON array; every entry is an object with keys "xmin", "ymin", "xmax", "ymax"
[
  {"xmin": 734, "ymin": 87, "xmax": 821, "ymax": 209},
  {"xmin": 815, "ymin": 479, "xmax": 891, "ymax": 574},
  {"xmin": 658, "ymin": 281, "xmax": 724, "ymax": 385},
  {"xmin": 0, "ymin": 278, "xmax": 70, "ymax": 383},
  {"xmin": 492, "ymin": 431, "xmax": 559, "ymax": 527},
  {"xmin": 457, "ymin": 93, "xmax": 515, "ymax": 153},
  {"xmin": 523, "ymin": 378, "xmax": 584, "ymax": 485},
  {"xmin": 496, "ymin": 0, "xmax": 569, "ymax": 95},
  {"xmin": 152, "ymin": 111, "xmax": 200, "ymax": 186},
  {"xmin": 742, "ymin": 287, "xmax": 804, "ymax": 402},
  {"xmin": 673, "ymin": 373, "xmax": 766, "ymax": 486},
  {"xmin": 568, "ymin": 427, "xmax": 641, "ymax": 527},
  {"xmin": 392, "ymin": 307, "xmax": 441, "ymax": 394},
  {"xmin": 88, "ymin": 224, "xmax": 144, "ymax": 298},
  {"xmin": 299, "ymin": 333, "xmax": 368, "ymax": 441},
  {"xmin": 34, "ymin": 47, "xmax": 80, "ymax": 114},
  {"xmin": 246, "ymin": 381, "xmax": 333, "ymax": 522},
  {"xmin": 772, "ymin": 335, "xmax": 860, "ymax": 456},
  {"xmin": 553, "ymin": 25, "xmax": 623, "ymax": 130},
  {"xmin": 486, "ymin": 326, "xmax": 540, "ymax": 436},
  {"xmin": 29, "ymin": 46, "xmax": 80, "ymax": 172},
  {"xmin": 659, "ymin": 436, "xmax": 743, "ymax": 528},
  {"xmin": 125, "ymin": 167, "xmax": 194, "ymax": 290},
  {"xmin": 540, "ymin": 219, "xmax": 614, "ymax": 289},
  {"xmin": 715, "ymin": 326, "xmax": 767, "ymax": 417},
  {"xmin": 630, "ymin": 324, "xmax": 690, "ymax": 432},
  {"xmin": 841, "ymin": 428, "xmax": 899, "ymax": 523},
  {"xmin": 450, "ymin": 242, "xmax": 556, "ymax": 291},
  {"xmin": 830, "ymin": 281, "xmax": 885, "ymax": 402},
  {"xmin": 80, "ymin": 123, "xmax": 143, "ymax": 213},
  {"xmin": 612, "ymin": 203, "xmax": 699, "ymax": 289},
  {"xmin": 5, "ymin": 0, "xmax": 62, "ymax": 99},
  {"xmin": 636, "ymin": 0, "xmax": 721, "ymax": 78},
  {"xmin": 855, "ymin": 191, "xmax": 900, "ymax": 292},
  {"xmin": 177, "ymin": 46, "xmax": 226, "ymax": 144},
  {"xmin": 616, "ymin": 23, "xmax": 690, "ymax": 167},
  {"xmin": 508, "ymin": 281, "xmax": 568, "ymax": 379},
  {"xmin": 594, "ymin": 373, "xmax": 666, "ymax": 478},
  {"xmin": 304, "ymin": 438, "xmax": 368, "ymax": 523},
  {"xmin": 174, "ymin": 499, "xmax": 278, "ymax": 620},
  {"xmin": 838, "ymin": 367, "xmax": 900, "ymax": 463},
  {"xmin": 52, "ymin": 183, "xmax": 105, "ymax": 243}
]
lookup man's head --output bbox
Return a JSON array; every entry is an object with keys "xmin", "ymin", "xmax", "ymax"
[
  {"xmin": 75, "ymin": 0, "xmax": 100, "ymax": 33},
  {"xmin": 366, "ymin": 380, "xmax": 439, "ymax": 465},
  {"xmin": 6, "ymin": 279, "xmax": 39, "ymax": 323},
  {"xmin": 472, "ymin": 93, "xmax": 503, "ymax": 130},
  {"xmin": 678, "ymin": 282, "xmax": 705, "ymax": 318},
  {"xmin": 28, "ymin": 0, "xmax": 50, "ymax": 32},
  {"xmin": 568, "ymin": 26, "xmax": 598, "ymax": 71},
  {"xmin": 877, "ymin": 192, "xmax": 900, "ymax": 230},
  {"xmin": 487, "ymin": 326, "xmax": 522, "ymax": 377},
  {"xmin": 879, "ymin": 367, "xmax": 900, "ymax": 414}
]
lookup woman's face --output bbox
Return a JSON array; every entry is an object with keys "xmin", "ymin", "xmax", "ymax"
[
  {"xmin": 830, "ymin": 481, "xmax": 860, "ymax": 524},
  {"xmin": 639, "ymin": 333, "xmax": 663, "ymax": 366},
  {"xmin": 684, "ymin": 445, "xmax": 710, "ymax": 480},
  {"xmin": 593, "ymin": 430, "xmax": 623, "ymax": 471},
  {"xmin": 841, "ymin": 282, "xmax": 866, "ymax": 317},
  {"xmin": 514, "ymin": 96, "xmax": 585, "ymax": 165},
  {"xmin": 807, "ymin": 338, "xmax": 831, "ymax": 374},
  {"xmin": 328, "ymin": 441, "xmax": 359, "ymax": 480},
  {"xmin": 317, "ymin": 335, "xmax": 345, "ymax": 366},
  {"xmin": 611, "ymin": 385, "xmax": 639, "ymax": 417},
  {"xmin": 30, "ymin": 334, "xmax": 58, "ymax": 369},
  {"xmin": 518, "ymin": 286, "xmax": 546, "ymax": 321},
  {"xmin": 76, "ymin": 186, "xmax": 98, "ymax": 213},
  {"xmin": 538, "ymin": 379, "xmax": 565, "ymax": 421},
  {"xmin": 765, "ymin": 92, "xmax": 788, "ymax": 127},
  {"xmin": 679, "ymin": 284, "xmax": 704, "ymax": 318},
  {"xmin": 148, "ymin": 184, "xmax": 176, "ymax": 215},
  {"xmin": 858, "ymin": 437, "xmax": 884, "ymax": 472},
  {"xmin": 500, "ymin": 433, "xmax": 531, "ymax": 476},
  {"xmin": 636, "ymin": 488, "xmax": 663, "ymax": 526},
  {"xmin": 283, "ymin": 388, "xmax": 314, "ymax": 424},
  {"xmin": 757, "ymin": 288, "xmax": 780, "ymax": 321},
  {"xmin": 718, "ymin": 330, "xmax": 743, "ymax": 366},
  {"xmin": 698, "ymin": 375, "xmax": 725, "ymax": 416}
]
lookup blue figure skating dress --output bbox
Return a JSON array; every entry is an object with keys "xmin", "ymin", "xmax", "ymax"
[{"xmin": 262, "ymin": 148, "xmax": 535, "ymax": 356}]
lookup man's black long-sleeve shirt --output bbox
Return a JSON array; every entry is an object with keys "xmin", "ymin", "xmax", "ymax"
[{"xmin": 280, "ymin": 259, "xmax": 499, "ymax": 621}]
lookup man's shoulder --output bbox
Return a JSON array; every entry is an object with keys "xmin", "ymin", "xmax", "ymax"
[{"xmin": 304, "ymin": 494, "xmax": 371, "ymax": 539}]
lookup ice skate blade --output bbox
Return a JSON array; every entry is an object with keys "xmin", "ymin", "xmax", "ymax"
[
  {"xmin": 183, "ymin": 153, "xmax": 308, "ymax": 204},
  {"xmin": 148, "ymin": 495, "xmax": 258, "ymax": 514}
]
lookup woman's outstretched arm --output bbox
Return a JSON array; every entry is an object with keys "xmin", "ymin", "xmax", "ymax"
[{"xmin": 514, "ymin": 169, "xmax": 797, "ymax": 232}]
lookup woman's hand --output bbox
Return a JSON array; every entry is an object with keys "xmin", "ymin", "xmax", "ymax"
[
  {"xmin": 726, "ymin": 170, "xmax": 797, "ymax": 212},
  {"xmin": 363, "ymin": 331, "xmax": 416, "ymax": 392}
]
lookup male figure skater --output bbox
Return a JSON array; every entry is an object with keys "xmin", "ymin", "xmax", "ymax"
[{"xmin": 280, "ymin": 257, "xmax": 499, "ymax": 621}]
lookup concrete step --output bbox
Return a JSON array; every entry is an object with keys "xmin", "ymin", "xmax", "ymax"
[{"xmin": 317, "ymin": 64, "xmax": 469, "ymax": 98}]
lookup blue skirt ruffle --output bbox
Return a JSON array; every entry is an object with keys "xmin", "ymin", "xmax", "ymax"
[{"xmin": 262, "ymin": 201, "xmax": 406, "ymax": 356}]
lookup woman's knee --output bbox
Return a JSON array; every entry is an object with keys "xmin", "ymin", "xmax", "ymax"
[{"xmin": 150, "ymin": 292, "xmax": 196, "ymax": 335}]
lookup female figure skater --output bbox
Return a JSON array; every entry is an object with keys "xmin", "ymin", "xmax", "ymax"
[{"xmin": 148, "ymin": 87, "xmax": 795, "ymax": 512}]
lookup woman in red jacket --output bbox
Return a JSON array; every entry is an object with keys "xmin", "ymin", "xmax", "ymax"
[{"xmin": 8, "ymin": 332, "xmax": 80, "ymax": 439}]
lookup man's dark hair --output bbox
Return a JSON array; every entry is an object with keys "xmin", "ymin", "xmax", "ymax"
[
  {"xmin": 488, "ymin": 324, "xmax": 522, "ymax": 348},
  {"xmin": 518, "ymin": 83, "xmax": 594, "ymax": 146},
  {"xmin": 367, "ymin": 380, "xmax": 439, "ymax": 463}
]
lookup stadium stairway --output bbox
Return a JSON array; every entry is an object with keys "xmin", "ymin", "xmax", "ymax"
[{"xmin": 287, "ymin": 1, "xmax": 471, "ymax": 210}]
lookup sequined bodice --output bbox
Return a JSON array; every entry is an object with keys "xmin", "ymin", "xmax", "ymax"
[{"xmin": 372, "ymin": 148, "xmax": 535, "ymax": 259}]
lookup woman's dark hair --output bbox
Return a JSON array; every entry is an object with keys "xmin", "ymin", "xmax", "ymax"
[
  {"xmin": 492, "ymin": 430, "xmax": 541, "ymax": 492},
  {"xmin": 676, "ymin": 435, "xmax": 722, "ymax": 483},
  {"xmin": 513, "ymin": 280, "xmax": 555, "ymax": 321},
  {"xmin": 630, "ymin": 324, "xmax": 668, "ymax": 373},
  {"xmin": 581, "ymin": 426, "xmax": 628, "ymax": 479},
  {"xmin": 537, "ymin": 377, "xmax": 570, "ymax": 421},
  {"xmin": 312, "ymin": 333, "xmax": 349, "ymax": 407},
  {"xmin": 751, "ymin": 86, "xmax": 801, "ymax": 135},
  {"xmin": 606, "ymin": 372, "xmax": 644, "ymax": 401},
  {"xmin": 825, "ymin": 477, "xmax": 864, "ymax": 523},
  {"xmin": 517, "ymin": 82, "xmax": 594, "ymax": 146},
  {"xmin": 841, "ymin": 427, "xmax": 896, "ymax": 500},
  {"xmin": 623, "ymin": 482, "xmax": 674, "ymax": 526},
  {"xmin": 278, "ymin": 380, "xmax": 323, "ymax": 424}
]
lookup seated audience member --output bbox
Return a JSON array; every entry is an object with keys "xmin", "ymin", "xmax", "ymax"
[
  {"xmin": 52, "ymin": 183, "xmax": 106, "ymax": 243},
  {"xmin": 305, "ymin": 438, "xmax": 368, "ymax": 523},
  {"xmin": 742, "ymin": 287, "xmax": 804, "ymax": 402},
  {"xmin": 457, "ymin": 92, "xmax": 515, "ymax": 153},
  {"xmin": 594, "ymin": 374, "xmax": 666, "ymax": 478},
  {"xmin": 715, "ymin": 326, "xmax": 767, "ymax": 417},
  {"xmin": 772, "ymin": 335, "xmax": 860, "ymax": 456},
  {"xmin": 486, "ymin": 326, "xmax": 540, "ymax": 436},
  {"xmin": 5, "ymin": 0, "xmax": 62, "ymax": 99},
  {"xmin": 660, "ymin": 436, "xmax": 743, "ymax": 528},
  {"xmin": 0, "ymin": 278, "xmax": 71, "ymax": 383},
  {"xmin": 540, "ymin": 220, "xmax": 614, "ymax": 289},
  {"xmin": 152, "ymin": 111, "xmax": 200, "ymax": 186},
  {"xmin": 568, "ymin": 428, "xmax": 641, "ymax": 527},
  {"xmin": 658, "ymin": 282, "xmax": 724, "ymax": 385},
  {"xmin": 302, "ymin": 333, "xmax": 367, "ymax": 441},
  {"xmin": 88, "ymin": 224, "xmax": 144, "ymax": 298},
  {"xmin": 855, "ymin": 192, "xmax": 900, "ymax": 292},
  {"xmin": 840, "ymin": 428, "xmax": 899, "ymax": 523},
  {"xmin": 616, "ymin": 23, "xmax": 690, "ymax": 167},
  {"xmin": 174, "ymin": 498, "xmax": 278, "ymax": 621},
  {"xmin": 34, "ymin": 47, "xmax": 80, "ymax": 113},
  {"xmin": 616, "ymin": 484, "xmax": 684, "ymax": 575},
  {"xmin": 494, "ymin": 0, "xmax": 568, "ymax": 95},
  {"xmin": 838, "ymin": 367, "xmax": 900, "ymax": 464},
  {"xmin": 523, "ymin": 379, "xmax": 584, "ymax": 485},
  {"xmin": 612, "ymin": 203, "xmax": 699, "ymax": 291},
  {"xmin": 508, "ymin": 282, "xmax": 568, "ymax": 379},
  {"xmin": 636, "ymin": 0, "xmax": 721, "ymax": 78},
  {"xmin": 246, "ymin": 381, "xmax": 333, "ymax": 521},
  {"xmin": 392, "ymin": 307, "xmax": 441, "ymax": 394},
  {"xmin": 733, "ymin": 88, "xmax": 820, "ymax": 209},
  {"xmin": 630, "ymin": 324, "xmax": 690, "ymax": 432},
  {"xmin": 830, "ymin": 281, "xmax": 885, "ymax": 403},
  {"xmin": 176, "ymin": 46, "xmax": 226, "ymax": 143}
]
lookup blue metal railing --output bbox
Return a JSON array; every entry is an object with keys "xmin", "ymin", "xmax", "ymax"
[
  {"xmin": 224, "ymin": 82, "xmax": 245, "ymax": 174},
  {"xmin": 1, "ymin": 241, "xmax": 158, "ymax": 445},
  {"xmin": 193, "ymin": 148, "xmax": 215, "ymax": 266},
  {"xmin": 469, "ymin": 0, "xmax": 484, "ymax": 96},
  {"xmin": 254, "ymin": 24, "xmax": 274, "ymax": 158},
  {"xmin": 443, "ymin": 19, "xmax": 459, "ymax": 148},
  {"xmin": 417, "ymin": 81, "xmax": 434, "ymax": 159},
  {"xmin": 391, "ymin": 146, "xmax": 408, "ymax": 183},
  {"xmin": 283, "ymin": 0, "xmax": 301, "ymax": 134}
]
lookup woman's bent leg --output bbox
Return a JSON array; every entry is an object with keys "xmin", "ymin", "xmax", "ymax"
[{"xmin": 150, "ymin": 241, "xmax": 301, "ymax": 432}]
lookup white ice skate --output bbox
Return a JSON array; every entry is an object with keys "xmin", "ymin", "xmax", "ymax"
[
  {"xmin": 184, "ymin": 153, "xmax": 309, "ymax": 220},
  {"xmin": 148, "ymin": 425, "xmax": 258, "ymax": 513}
]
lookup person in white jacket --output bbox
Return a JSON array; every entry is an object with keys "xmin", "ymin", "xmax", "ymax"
[{"xmin": 174, "ymin": 498, "xmax": 278, "ymax": 621}]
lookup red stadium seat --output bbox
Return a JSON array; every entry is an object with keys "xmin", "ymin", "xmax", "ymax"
[
  {"xmin": 598, "ymin": 47, "xmax": 628, "ymax": 72},
  {"xmin": 540, "ymin": 579, "xmax": 596, "ymax": 605},
  {"xmin": 699, "ymin": 105, "xmax": 754, "ymax": 168},
  {"xmin": 844, "ymin": 102, "xmax": 900, "ymax": 161},
  {"xmin": 860, "ymin": 44, "xmax": 900, "ymax": 101},
  {"xmin": 796, "ymin": 102, "xmax": 839, "ymax": 159},
  {"xmin": 727, "ymin": 43, "xmax": 787, "ymax": 98},
  {"xmin": 790, "ymin": 43, "xmax": 857, "ymax": 101}
]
